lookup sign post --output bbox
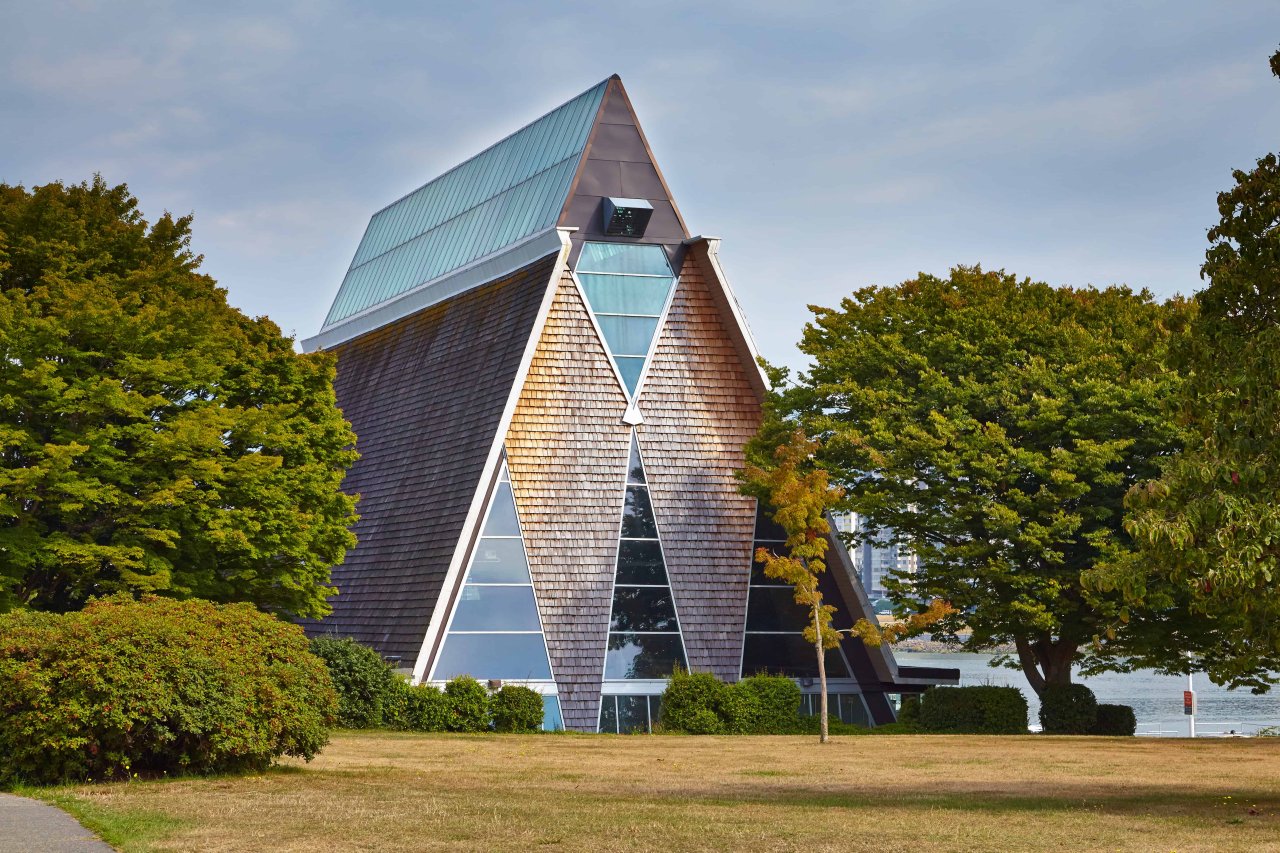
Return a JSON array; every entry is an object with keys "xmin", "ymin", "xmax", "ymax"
[{"xmin": 1183, "ymin": 674, "xmax": 1196, "ymax": 738}]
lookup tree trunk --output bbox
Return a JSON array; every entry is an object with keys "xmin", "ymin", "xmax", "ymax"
[
  {"xmin": 814, "ymin": 601, "xmax": 829, "ymax": 744},
  {"xmin": 1014, "ymin": 635, "xmax": 1078, "ymax": 697}
]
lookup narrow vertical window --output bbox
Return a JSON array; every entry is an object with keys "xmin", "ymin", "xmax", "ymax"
[
  {"xmin": 434, "ymin": 462, "xmax": 555, "ymax": 681},
  {"xmin": 603, "ymin": 433, "xmax": 688, "ymax": 679}
]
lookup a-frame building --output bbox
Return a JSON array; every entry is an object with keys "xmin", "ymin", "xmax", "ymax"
[{"xmin": 304, "ymin": 76, "xmax": 955, "ymax": 732}]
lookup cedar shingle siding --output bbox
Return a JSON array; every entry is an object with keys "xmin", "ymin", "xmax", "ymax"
[{"xmin": 305, "ymin": 256, "xmax": 556, "ymax": 667}]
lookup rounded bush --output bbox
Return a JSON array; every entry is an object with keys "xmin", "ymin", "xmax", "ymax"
[
  {"xmin": 919, "ymin": 686, "xmax": 1028, "ymax": 734},
  {"xmin": 444, "ymin": 676, "xmax": 492, "ymax": 732},
  {"xmin": 659, "ymin": 671, "xmax": 732, "ymax": 733},
  {"xmin": 383, "ymin": 679, "xmax": 450, "ymax": 732},
  {"xmin": 0, "ymin": 596, "xmax": 337, "ymax": 785},
  {"xmin": 1039, "ymin": 684, "xmax": 1098, "ymax": 735},
  {"xmin": 1091, "ymin": 703, "xmax": 1136, "ymax": 736},
  {"xmin": 491, "ymin": 685, "xmax": 545, "ymax": 733},
  {"xmin": 897, "ymin": 694, "xmax": 922, "ymax": 726},
  {"xmin": 309, "ymin": 636, "xmax": 396, "ymax": 729},
  {"xmin": 733, "ymin": 675, "xmax": 802, "ymax": 734}
]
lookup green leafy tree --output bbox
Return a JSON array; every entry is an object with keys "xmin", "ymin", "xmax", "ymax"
[
  {"xmin": 1085, "ymin": 50, "xmax": 1280, "ymax": 691},
  {"xmin": 740, "ymin": 429, "xmax": 844, "ymax": 743},
  {"xmin": 772, "ymin": 266, "xmax": 1200, "ymax": 696},
  {"xmin": 0, "ymin": 177, "xmax": 358, "ymax": 617}
]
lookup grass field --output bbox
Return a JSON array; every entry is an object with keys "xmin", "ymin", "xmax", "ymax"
[{"xmin": 29, "ymin": 732, "xmax": 1280, "ymax": 852}]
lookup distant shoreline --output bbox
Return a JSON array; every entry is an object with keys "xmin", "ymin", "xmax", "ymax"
[{"xmin": 890, "ymin": 636, "xmax": 1015, "ymax": 655}]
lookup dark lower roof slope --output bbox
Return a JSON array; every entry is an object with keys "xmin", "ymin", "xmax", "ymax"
[{"xmin": 303, "ymin": 254, "xmax": 556, "ymax": 666}]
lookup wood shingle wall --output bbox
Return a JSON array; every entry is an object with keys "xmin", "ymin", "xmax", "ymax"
[
  {"xmin": 505, "ymin": 271, "xmax": 632, "ymax": 731},
  {"xmin": 637, "ymin": 250, "xmax": 762, "ymax": 681}
]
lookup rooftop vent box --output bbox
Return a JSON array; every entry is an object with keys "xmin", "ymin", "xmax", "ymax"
[{"xmin": 602, "ymin": 197, "xmax": 653, "ymax": 237}]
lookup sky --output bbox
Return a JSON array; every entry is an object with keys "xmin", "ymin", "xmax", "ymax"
[{"xmin": 3, "ymin": 1, "xmax": 1279, "ymax": 372}]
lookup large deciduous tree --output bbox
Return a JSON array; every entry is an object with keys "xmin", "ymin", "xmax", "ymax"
[
  {"xmin": 0, "ymin": 177, "xmax": 358, "ymax": 618},
  {"xmin": 774, "ymin": 266, "xmax": 1200, "ymax": 696},
  {"xmin": 1085, "ymin": 50, "xmax": 1280, "ymax": 691}
]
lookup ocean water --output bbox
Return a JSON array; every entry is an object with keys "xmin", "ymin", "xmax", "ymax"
[{"xmin": 895, "ymin": 651, "xmax": 1280, "ymax": 737}]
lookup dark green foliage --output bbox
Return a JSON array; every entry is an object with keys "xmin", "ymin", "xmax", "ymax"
[
  {"xmin": 382, "ymin": 679, "xmax": 450, "ymax": 733},
  {"xmin": 1091, "ymin": 703, "xmax": 1137, "ymax": 736},
  {"xmin": 444, "ymin": 676, "xmax": 491, "ymax": 732},
  {"xmin": 733, "ymin": 675, "xmax": 803, "ymax": 734},
  {"xmin": 309, "ymin": 637, "xmax": 395, "ymax": 729},
  {"xmin": 1039, "ymin": 684, "xmax": 1098, "ymax": 734},
  {"xmin": 0, "ymin": 177, "xmax": 358, "ymax": 617},
  {"xmin": 897, "ymin": 694, "xmax": 921, "ymax": 725},
  {"xmin": 491, "ymin": 685, "xmax": 544, "ymax": 733},
  {"xmin": 659, "ymin": 671, "xmax": 733, "ymax": 734},
  {"xmin": 918, "ymin": 686, "xmax": 1028, "ymax": 734},
  {"xmin": 0, "ymin": 596, "xmax": 337, "ymax": 785}
]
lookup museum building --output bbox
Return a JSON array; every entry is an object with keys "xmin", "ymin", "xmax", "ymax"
[{"xmin": 303, "ymin": 76, "xmax": 956, "ymax": 732}]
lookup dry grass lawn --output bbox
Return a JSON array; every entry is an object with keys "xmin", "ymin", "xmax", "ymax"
[{"xmin": 34, "ymin": 732, "xmax": 1280, "ymax": 852}]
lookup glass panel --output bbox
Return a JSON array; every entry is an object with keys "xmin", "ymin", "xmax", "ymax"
[
  {"xmin": 839, "ymin": 694, "xmax": 870, "ymax": 727},
  {"xmin": 578, "ymin": 242, "xmax": 673, "ymax": 276},
  {"xmin": 626, "ymin": 435, "xmax": 646, "ymax": 485},
  {"xmin": 483, "ymin": 481, "xmax": 520, "ymax": 537},
  {"xmin": 618, "ymin": 695, "xmax": 650, "ymax": 734},
  {"xmin": 468, "ymin": 538, "xmax": 531, "ymax": 584},
  {"xmin": 746, "ymin": 587, "xmax": 810, "ymax": 632},
  {"xmin": 610, "ymin": 586, "xmax": 679, "ymax": 632},
  {"xmin": 754, "ymin": 506, "xmax": 789, "ymax": 541},
  {"xmin": 740, "ymin": 634, "xmax": 851, "ymax": 679},
  {"xmin": 580, "ymin": 273, "xmax": 673, "ymax": 315},
  {"xmin": 648, "ymin": 694, "xmax": 664, "ymax": 728},
  {"xmin": 620, "ymin": 485, "xmax": 658, "ymax": 539},
  {"xmin": 615, "ymin": 540, "xmax": 667, "ymax": 585},
  {"xmin": 605, "ymin": 633, "xmax": 686, "ymax": 679},
  {"xmin": 598, "ymin": 695, "xmax": 618, "ymax": 733},
  {"xmin": 450, "ymin": 585, "xmax": 541, "ymax": 631},
  {"xmin": 750, "ymin": 543, "xmax": 790, "ymax": 586},
  {"xmin": 434, "ymin": 632, "xmax": 552, "ymax": 680},
  {"xmin": 597, "ymin": 315, "xmax": 659, "ymax": 357},
  {"xmin": 615, "ymin": 357, "xmax": 645, "ymax": 395},
  {"xmin": 542, "ymin": 695, "xmax": 564, "ymax": 732}
]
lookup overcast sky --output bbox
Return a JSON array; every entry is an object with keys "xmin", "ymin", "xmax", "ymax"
[{"xmin": 3, "ymin": 2, "xmax": 1278, "ymax": 371}]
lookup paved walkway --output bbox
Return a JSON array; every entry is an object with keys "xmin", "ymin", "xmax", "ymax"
[{"xmin": 0, "ymin": 793, "xmax": 112, "ymax": 852}]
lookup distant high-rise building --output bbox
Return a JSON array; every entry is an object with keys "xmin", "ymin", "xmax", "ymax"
[{"xmin": 833, "ymin": 512, "xmax": 918, "ymax": 602}]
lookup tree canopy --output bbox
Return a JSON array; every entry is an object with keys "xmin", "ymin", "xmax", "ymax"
[
  {"xmin": 0, "ymin": 177, "xmax": 358, "ymax": 618},
  {"xmin": 1085, "ymin": 50, "xmax": 1280, "ymax": 691},
  {"xmin": 767, "ymin": 266, "xmax": 1207, "ymax": 695}
]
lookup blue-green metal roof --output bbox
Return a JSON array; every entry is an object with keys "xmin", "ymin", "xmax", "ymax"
[{"xmin": 322, "ymin": 79, "xmax": 609, "ymax": 329}]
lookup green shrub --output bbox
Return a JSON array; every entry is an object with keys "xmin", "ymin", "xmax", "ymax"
[
  {"xmin": 0, "ymin": 596, "xmax": 337, "ymax": 785},
  {"xmin": 444, "ymin": 676, "xmax": 491, "ymax": 732},
  {"xmin": 383, "ymin": 679, "xmax": 450, "ymax": 732},
  {"xmin": 309, "ymin": 636, "xmax": 396, "ymax": 729},
  {"xmin": 659, "ymin": 671, "xmax": 733, "ymax": 734},
  {"xmin": 1091, "ymin": 703, "xmax": 1136, "ymax": 737},
  {"xmin": 918, "ymin": 686, "xmax": 1028, "ymax": 734},
  {"xmin": 491, "ymin": 686, "xmax": 544, "ymax": 733},
  {"xmin": 1039, "ymin": 684, "xmax": 1098, "ymax": 735},
  {"xmin": 897, "ymin": 694, "xmax": 921, "ymax": 725},
  {"xmin": 733, "ymin": 675, "xmax": 802, "ymax": 734}
]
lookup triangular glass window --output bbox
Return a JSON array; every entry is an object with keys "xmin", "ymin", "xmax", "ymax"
[
  {"xmin": 603, "ymin": 433, "xmax": 689, "ymax": 680},
  {"xmin": 433, "ymin": 462, "xmax": 554, "ymax": 681},
  {"xmin": 740, "ymin": 504, "xmax": 853, "ymax": 679},
  {"xmin": 576, "ymin": 242, "xmax": 676, "ymax": 396}
]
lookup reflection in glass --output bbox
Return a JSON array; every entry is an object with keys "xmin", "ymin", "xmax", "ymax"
[
  {"xmin": 740, "ymin": 634, "xmax": 851, "ymax": 679},
  {"xmin": 468, "ymin": 538, "xmax": 531, "ymax": 583},
  {"xmin": 626, "ymin": 435, "xmax": 646, "ymax": 485},
  {"xmin": 746, "ymin": 587, "xmax": 810, "ymax": 632},
  {"xmin": 578, "ymin": 242, "xmax": 673, "ymax": 276},
  {"xmin": 598, "ymin": 695, "xmax": 618, "ymax": 733},
  {"xmin": 542, "ymin": 695, "xmax": 564, "ymax": 732},
  {"xmin": 434, "ymin": 633, "xmax": 553, "ymax": 680},
  {"xmin": 579, "ymin": 274, "xmax": 672, "ymax": 315},
  {"xmin": 618, "ymin": 695, "xmax": 649, "ymax": 733},
  {"xmin": 754, "ymin": 505, "xmax": 789, "ymax": 541},
  {"xmin": 597, "ymin": 315, "xmax": 660, "ymax": 356},
  {"xmin": 450, "ymin": 585, "xmax": 541, "ymax": 632},
  {"xmin": 483, "ymin": 482, "xmax": 521, "ymax": 536},
  {"xmin": 615, "ymin": 357, "xmax": 645, "ymax": 394},
  {"xmin": 615, "ymin": 540, "xmax": 666, "ymax": 584},
  {"xmin": 605, "ymin": 633, "xmax": 687, "ymax": 679},
  {"xmin": 610, "ymin": 586, "xmax": 679, "ymax": 632},
  {"xmin": 621, "ymin": 485, "xmax": 658, "ymax": 538}
]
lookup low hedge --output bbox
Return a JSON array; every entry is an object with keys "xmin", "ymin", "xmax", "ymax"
[
  {"xmin": 383, "ymin": 679, "xmax": 450, "ymax": 732},
  {"xmin": 918, "ymin": 686, "xmax": 1028, "ymax": 734},
  {"xmin": 659, "ymin": 671, "xmax": 823, "ymax": 735},
  {"xmin": 491, "ymin": 685, "xmax": 544, "ymax": 733},
  {"xmin": 1039, "ymin": 684, "xmax": 1098, "ymax": 735},
  {"xmin": 1091, "ymin": 703, "xmax": 1136, "ymax": 736},
  {"xmin": 0, "ymin": 596, "xmax": 337, "ymax": 786}
]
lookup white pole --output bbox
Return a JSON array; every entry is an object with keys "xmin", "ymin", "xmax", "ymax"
[{"xmin": 1188, "ymin": 671, "xmax": 1196, "ymax": 739}]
